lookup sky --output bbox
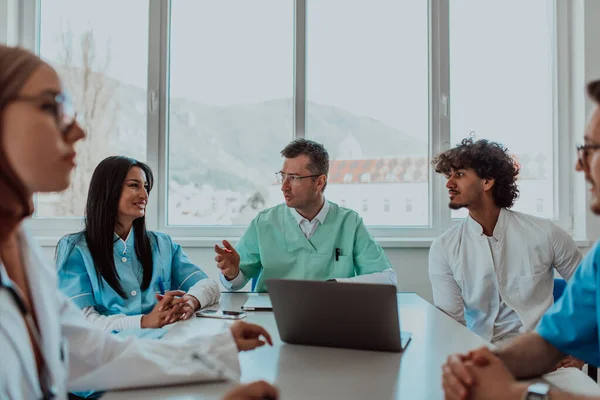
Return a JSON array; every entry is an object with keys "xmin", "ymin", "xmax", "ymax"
[{"xmin": 38, "ymin": 0, "xmax": 555, "ymax": 155}]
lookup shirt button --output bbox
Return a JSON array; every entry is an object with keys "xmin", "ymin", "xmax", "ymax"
[
  {"xmin": 131, "ymin": 290, "xmax": 137, "ymax": 296},
  {"xmin": 121, "ymin": 257, "xmax": 127, "ymax": 262}
]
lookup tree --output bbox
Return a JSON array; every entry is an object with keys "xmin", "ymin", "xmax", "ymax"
[{"xmin": 54, "ymin": 28, "xmax": 119, "ymax": 216}]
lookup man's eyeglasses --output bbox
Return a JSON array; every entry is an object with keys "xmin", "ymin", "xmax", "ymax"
[
  {"xmin": 577, "ymin": 144, "xmax": 600, "ymax": 169},
  {"xmin": 275, "ymin": 171, "xmax": 322, "ymax": 186},
  {"xmin": 11, "ymin": 92, "xmax": 77, "ymax": 135}
]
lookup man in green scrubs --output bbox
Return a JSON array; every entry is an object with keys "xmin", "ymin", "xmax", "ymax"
[{"xmin": 215, "ymin": 139, "xmax": 396, "ymax": 292}]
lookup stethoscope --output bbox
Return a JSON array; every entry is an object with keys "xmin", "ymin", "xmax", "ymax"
[{"xmin": 0, "ymin": 268, "xmax": 58, "ymax": 399}]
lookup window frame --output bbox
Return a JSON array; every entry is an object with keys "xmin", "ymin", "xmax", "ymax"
[{"xmin": 16, "ymin": 0, "xmax": 575, "ymax": 247}]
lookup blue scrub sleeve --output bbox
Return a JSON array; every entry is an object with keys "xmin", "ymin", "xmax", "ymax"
[
  {"xmin": 536, "ymin": 242, "xmax": 600, "ymax": 366},
  {"xmin": 56, "ymin": 236, "xmax": 97, "ymax": 309},
  {"xmin": 170, "ymin": 240, "xmax": 209, "ymax": 291}
]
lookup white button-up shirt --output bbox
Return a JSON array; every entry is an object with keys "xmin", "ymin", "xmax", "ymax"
[
  {"xmin": 289, "ymin": 199, "xmax": 330, "ymax": 239},
  {"xmin": 429, "ymin": 208, "xmax": 581, "ymax": 344}
]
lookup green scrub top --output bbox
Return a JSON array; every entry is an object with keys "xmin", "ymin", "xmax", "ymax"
[{"xmin": 238, "ymin": 202, "xmax": 391, "ymax": 292}]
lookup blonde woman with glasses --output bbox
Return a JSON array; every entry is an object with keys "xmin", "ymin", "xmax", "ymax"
[{"xmin": 0, "ymin": 44, "xmax": 277, "ymax": 400}]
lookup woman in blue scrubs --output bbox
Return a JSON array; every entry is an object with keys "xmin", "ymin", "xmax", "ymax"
[{"xmin": 56, "ymin": 156, "xmax": 220, "ymax": 333}]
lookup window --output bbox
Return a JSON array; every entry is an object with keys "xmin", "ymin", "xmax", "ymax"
[
  {"xmin": 23, "ymin": 0, "xmax": 571, "ymax": 240},
  {"xmin": 34, "ymin": 0, "xmax": 149, "ymax": 218},
  {"xmin": 167, "ymin": 0, "xmax": 294, "ymax": 226},
  {"xmin": 449, "ymin": 0, "xmax": 557, "ymax": 219},
  {"xmin": 305, "ymin": 0, "xmax": 430, "ymax": 227}
]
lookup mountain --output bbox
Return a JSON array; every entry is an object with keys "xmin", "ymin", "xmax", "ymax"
[
  {"xmin": 109, "ymin": 83, "xmax": 427, "ymax": 192},
  {"xmin": 305, "ymin": 100, "xmax": 426, "ymax": 159},
  {"xmin": 61, "ymin": 67, "xmax": 546, "ymax": 200}
]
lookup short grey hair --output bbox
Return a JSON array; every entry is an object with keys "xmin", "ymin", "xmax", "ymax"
[{"xmin": 281, "ymin": 138, "xmax": 329, "ymax": 191}]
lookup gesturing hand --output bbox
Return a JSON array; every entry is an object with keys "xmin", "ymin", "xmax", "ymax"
[
  {"xmin": 214, "ymin": 240, "xmax": 241, "ymax": 280},
  {"xmin": 229, "ymin": 321, "xmax": 273, "ymax": 351}
]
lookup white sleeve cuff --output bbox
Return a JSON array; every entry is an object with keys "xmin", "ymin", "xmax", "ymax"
[
  {"xmin": 187, "ymin": 279, "xmax": 221, "ymax": 308},
  {"xmin": 83, "ymin": 306, "xmax": 143, "ymax": 331},
  {"xmin": 127, "ymin": 315, "xmax": 144, "ymax": 330},
  {"xmin": 219, "ymin": 270, "xmax": 249, "ymax": 291},
  {"xmin": 336, "ymin": 268, "xmax": 397, "ymax": 286}
]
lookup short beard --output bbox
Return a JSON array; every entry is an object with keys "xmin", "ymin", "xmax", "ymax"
[{"xmin": 448, "ymin": 202, "xmax": 467, "ymax": 210}]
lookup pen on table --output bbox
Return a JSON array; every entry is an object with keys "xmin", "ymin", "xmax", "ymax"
[{"xmin": 157, "ymin": 277, "xmax": 165, "ymax": 295}]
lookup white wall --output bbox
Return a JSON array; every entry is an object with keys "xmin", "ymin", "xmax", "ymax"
[
  {"xmin": 40, "ymin": 244, "xmax": 434, "ymax": 301},
  {"xmin": 153, "ymin": 247, "xmax": 435, "ymax": 301}
]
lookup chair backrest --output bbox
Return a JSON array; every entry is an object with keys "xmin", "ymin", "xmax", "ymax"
[{"xmin": 553, "ymin": 278, "xmax": 567, "ymax": 301}]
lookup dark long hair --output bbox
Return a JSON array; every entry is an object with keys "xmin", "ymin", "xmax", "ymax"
[{"xmin": 67, "ymin": 156, "xmax": 155, "ymax": 298}]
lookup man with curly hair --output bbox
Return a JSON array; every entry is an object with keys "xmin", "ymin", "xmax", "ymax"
[
  {"xmin": 429, "ymin": 138, "xmax": 582, "ymax": 355},
  {"xmin": 439, "ymin": 80, "xmax": 600, "ymax": 400}
]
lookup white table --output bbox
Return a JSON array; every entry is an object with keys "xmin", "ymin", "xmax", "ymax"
[{"xmin": 104, "ymin": 293, "xmax": 599, "ymax": 399}]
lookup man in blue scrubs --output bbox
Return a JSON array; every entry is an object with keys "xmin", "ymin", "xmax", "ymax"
[
  {"xmin": 214, "ymin": 139, "xmax": 397, "ymax": 292},
  {"xmin": 441, "ymin": 80, "xmax": 600, "ymax": 399}
]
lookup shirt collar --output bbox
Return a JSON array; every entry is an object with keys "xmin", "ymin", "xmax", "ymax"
[
  {"xmin": 0, "ymin": 262, "xmax": 11, "ymax": 288},
  {"xmin": 290, "ymin": 199, "xmax": 330, "ymax": 226},
  {"xmin": 466, "ymin": 207, "xmax": 509, "ymax": 238},
  {"xmin": 114, "ymin": 228, "xmax": 133, "ymax": 245}
]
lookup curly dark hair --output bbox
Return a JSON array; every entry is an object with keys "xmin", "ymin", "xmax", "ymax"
[
  {"xmin": 431, "ymin": 138, "xmax": 520, "ymax": 208},
  {"xmin": 589, "ymin": 79, "xmax": 600, "ymax": 104}
]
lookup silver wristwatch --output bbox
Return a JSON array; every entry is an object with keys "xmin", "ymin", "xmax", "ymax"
[{"xmin": 523, "ymin": 382, "xmax": 550, "ymax": 400}]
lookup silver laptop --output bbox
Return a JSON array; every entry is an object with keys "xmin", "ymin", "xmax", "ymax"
[{"xmin": 266, "ymin": 279, "xmax": 411, "ymax": 352}]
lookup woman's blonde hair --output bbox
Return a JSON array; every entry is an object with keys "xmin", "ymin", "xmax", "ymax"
[{"xmin": 0, "ymin": 45, "xmax": 45, "ymax": 241}]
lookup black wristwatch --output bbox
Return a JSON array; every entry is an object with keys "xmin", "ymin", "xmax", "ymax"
[{"xmin": 524, "ymin": 382, "xmax": 550, "ymax": 400}]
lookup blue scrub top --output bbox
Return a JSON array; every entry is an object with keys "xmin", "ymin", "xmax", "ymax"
[
  {"xmin": 536, "ymin": 241, "xmax": 600, "ymax": 367},
  {"xmin": 56, "ymin": 231, "xmax": 209, "ymax": 316}
]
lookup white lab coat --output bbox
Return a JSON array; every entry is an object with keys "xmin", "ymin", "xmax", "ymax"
[
  {"xmin": 0, "ymin": 227, "xmax": 239, "ymax": 400},
  {"xmin": 429, "ymin": 208, "xmax": 581, "ymax": 343}
]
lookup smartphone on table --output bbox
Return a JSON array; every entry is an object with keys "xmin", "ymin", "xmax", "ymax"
[{"xmin": 196, "ymin": 309, "xmax": 247, "ymax": 320}]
